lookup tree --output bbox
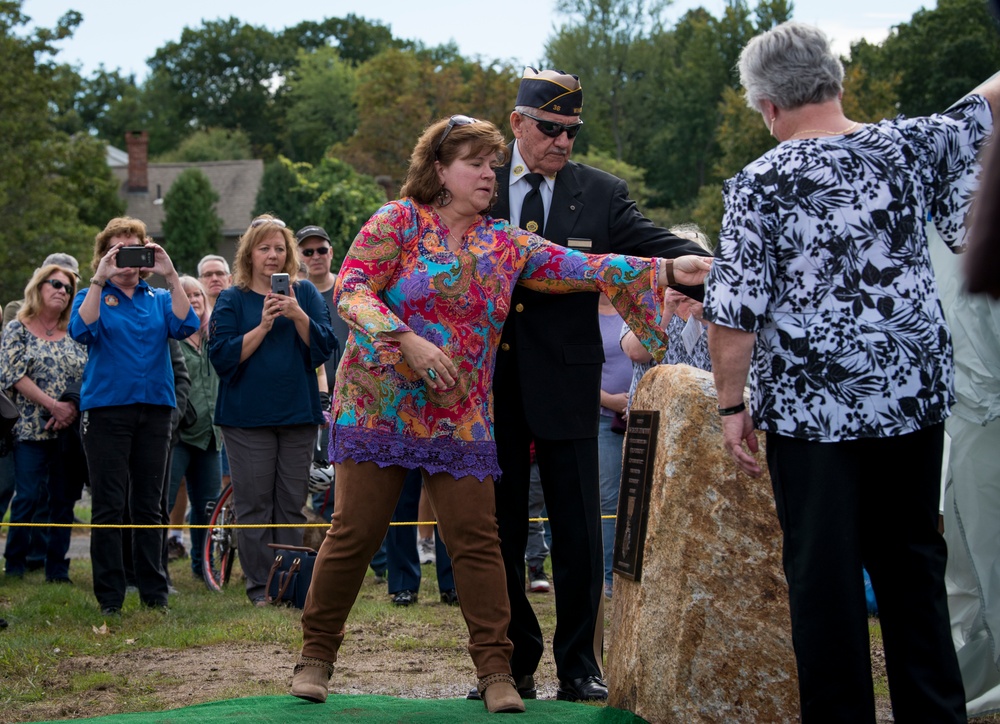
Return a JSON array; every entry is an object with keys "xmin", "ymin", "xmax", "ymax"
[
  {"xmin": 255, "ymin": 155, "xmax": 385, "ymax": 270},
  {"xmin": 145, "ymin": 17, "xmax": 289, "ymax": 156},
  {"xmin": 572, "ymin": 148, "xmax": 657, "ymax": 211},
  {"xmin": 335, "ymin": 48, "xmax": 520, "ymax": 188},
  {"xmin": 59, "ymin": 66, "xmax": 145, "ymax": 147},
  {"xmin": 281, "ymin": 47, "xmax": 358, "ymax": 164},
  {"xmin": 0, "ymin": 2, "xmax": 123, "ymax": 295},
  {"xmin": 281, "ymin": 15, "xmax": 405, "ymax": 66},
  {"xmin": 156, "ymin": 128, "xmax": 253, "ymax": 162},
  {"xmin": 862, "ymin": 0, "xmax": 1000, "ymax": 117},
  {"xmin": 161, "ymin": 169, "xmax": 222, "ymax": 275},
  {"xmin": 254, "ymin": 157, "xmax": 314, "ymax": 226},
  {"xmin": 548, "ymin": 0, "xmax": 671, "ymax": 160}
]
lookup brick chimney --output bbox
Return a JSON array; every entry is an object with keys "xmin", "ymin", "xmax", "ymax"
[{"xmin": 126, "ymin": 130, "xmax": 149, "ymax": 192}]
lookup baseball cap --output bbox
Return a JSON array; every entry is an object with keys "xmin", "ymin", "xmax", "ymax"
[
  {"xmin": 42, "ymin": 252, "xmax": 81, "ymax": 279},
  {"xmin": 295, "ymin": 225, "xmax": 331, "ymax": 244}
]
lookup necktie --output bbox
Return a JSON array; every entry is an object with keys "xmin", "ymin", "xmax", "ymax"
[{"xmin": 520, "ymin": 173, "xmax": 545, "ymax": 236}]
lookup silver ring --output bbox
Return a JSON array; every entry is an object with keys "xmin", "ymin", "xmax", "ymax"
[{"xmin": 426, "ymin": 368, "xmax": 438, "ymax": 381}]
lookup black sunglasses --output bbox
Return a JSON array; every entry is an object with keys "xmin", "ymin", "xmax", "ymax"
[
  {"xmin": 519, "ymin": 111, "xmax": 584, "ymax": 139},
  {"xmin": 301, "ymin": 247, "xmax": 331, "ymax": 257},
  {"xmin": 434, "ymin": 115, "xmax": 478, "ymax": 157},
  {"xmin": 43, "ymin": 279, "xmax": 72, "ymax": 292}
]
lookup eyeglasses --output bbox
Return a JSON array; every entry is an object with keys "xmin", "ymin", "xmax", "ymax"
[
  {"xmin": 433, "ymin": 115, "xmax": 478, "ymax": 158},
  {"xmin": 43, "ymin": 279, "xmax": 71, "ymax": 292},
  {"xmin": 251, "ymin": 217, "xmax": 286, "ymax": 229},
  {"xmin": 519, "ymin": 111, "xmax": 584, "ymax": 139},
  {"xmin": 300, "ymin": 247, "xmax": 331, "ymax": 257}
]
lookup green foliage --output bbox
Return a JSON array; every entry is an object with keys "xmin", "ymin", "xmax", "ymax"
[
  {"xmin": 336, "ymin": 48, "xmax": 519, "ymax": 186},
  {"xmin": 254, "ymin": 155, "xmax": 387, "ymax": 270},
  {"xmin": 254, "ymin": 156, "xmax": 386, "ymax": 270},
  {"xmin": 281, "ymin": 14, "xmax": 405, "ymax": 66},
  {"xmin": 547, "ymin": 0, "xmax": 671, "ymax": 160},
  {"xmin": 254, "ymin": 159, "xmax": 311, "ymax": 228},
  {"xmin": 862, "ymin": 0, "xmax": 1000, "ymax": 117},
  {"xmin": 155, "ymin": 128, "xmax": 253, "ymax": 163},
  {"xmin": 573, "ymin": 148, "xmax": 656, "ymax": 212},
  {"xmin": 161, "ymin": 169, "xmax": 222, "ymax": 275},
  {"xmin": 0, "ymin": 2, "xmax": 122, "ymax": 299},
  {"xmin": 713, "ymin": 85, "xmax": 774, "ymax": 180},
  {"xmin": 60, "ymin": 66, "xmax": 145, "ymax": 148},
  {"xmin": 282, "ymin": 47, "xmax": 358, "ymax": 164},
  {"xmin": 146, "ymin": 17, "xmax": 290, "ymax": 157}
]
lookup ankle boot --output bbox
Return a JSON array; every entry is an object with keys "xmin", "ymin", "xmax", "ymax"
[
  {"xmin": 291, "ymin": 656, "xmax": 334, "ymax": 703},
  {"xmin": 478, "ymin": 673, "xmax": 526, "ymax": 714}
]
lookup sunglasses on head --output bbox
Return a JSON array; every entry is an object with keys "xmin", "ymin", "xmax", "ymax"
[
  {"xmin": 251, "ymin": 217, "xmax": 286, "ymax": 229},
  {"xmin": 519, "ymin": 111, "xmax": 584, "ymax": 139},
  {"xmin": 43, "ymin": 279, "xmax": 71, "ymax": 292},
  {"xmin": 434, "ymin": 115, "xmax": 479, "ymax": 158},
  {"xmin": 300, "ymin": 247, "xmax": 330, "ymax": 257}
]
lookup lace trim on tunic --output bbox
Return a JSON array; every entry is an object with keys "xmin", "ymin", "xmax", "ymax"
[{"xmin": 330, "ymin": 425, "xmax": 500, "ymax": 482}]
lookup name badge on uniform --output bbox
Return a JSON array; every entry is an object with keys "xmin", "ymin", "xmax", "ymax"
[{"xmin": 567, "ymin": 238, "xmax": 592, "ymax": 250}]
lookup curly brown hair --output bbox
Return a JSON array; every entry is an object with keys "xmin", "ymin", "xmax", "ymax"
[
  {"xmin": 400, "ymin": 116, "xmax": 508, "ymax": 211},
  {"xmin": 231, "ymin": 215, "xmax": 300, "ymax": 290}
]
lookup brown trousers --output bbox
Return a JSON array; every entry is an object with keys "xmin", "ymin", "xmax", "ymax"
[{"xmin": 300, "ymin": 460, "xmax": 513, "ymax": 677}]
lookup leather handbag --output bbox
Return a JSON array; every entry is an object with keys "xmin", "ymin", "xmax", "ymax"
[{"xmin": 265, "ymin": 543, "xmax": 317, "ymax": 608}]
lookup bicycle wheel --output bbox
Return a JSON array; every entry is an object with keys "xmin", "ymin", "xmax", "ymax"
[{"xmin": 203, "ymin": 483, "xmax": 238, "ymax": 592}]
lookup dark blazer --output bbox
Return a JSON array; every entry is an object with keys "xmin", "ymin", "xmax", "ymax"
[{"xmin": 492, "ymin": 158, "xmax": 710, "ymax": 440}]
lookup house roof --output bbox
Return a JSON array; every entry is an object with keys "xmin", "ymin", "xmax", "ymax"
[{"xmin": 111, "ymin": 159, "xmax": 264, "ymax": 239}]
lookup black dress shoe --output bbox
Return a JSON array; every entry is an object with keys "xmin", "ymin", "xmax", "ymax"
[
  {"xmin": 439, "ymin": 589, "xmax": 459, "ymax": 605},
  {"xmin": 391, "ymin": 589, "xmax": 418, "ymax": 606},
  {"xmin": 556, "ymin": 675, "xmax": 608, "ymax": 702},
  {"xmin": 467, "ymin": 674, "xmax": 536, "ymax": 700}
]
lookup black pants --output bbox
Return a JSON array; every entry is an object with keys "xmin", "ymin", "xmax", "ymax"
[
  {"xmin": 767, "ymin": 424, "xmax": 966, "ymax": 723},
  {"xmin": 83, "ymin": 404, "xmax": 173, "ymax": 610},
  {"xmin": 494, "ymin": 413, "xmax": 604, "ymax": 682}
]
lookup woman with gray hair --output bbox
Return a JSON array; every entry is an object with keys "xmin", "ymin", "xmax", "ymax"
[{"xmin": 704, "ymin": 20, "xmax": 1000, "ymax": 723}]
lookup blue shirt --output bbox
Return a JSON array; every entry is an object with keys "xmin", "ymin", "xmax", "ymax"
[
  {"xmin": 209, "ymin": 280, "xmax": 336, "ymax": 428},
  {"xmin": 69, "ymin": 280, "xmax": 200, "ymax": 411}
]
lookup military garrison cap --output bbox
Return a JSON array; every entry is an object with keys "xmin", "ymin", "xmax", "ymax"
[{"xmin": 515, "ymin": 68, "xmax": 583, "ymax": 116}]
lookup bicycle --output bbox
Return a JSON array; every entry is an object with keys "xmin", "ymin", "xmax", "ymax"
[{"xmin": 202, "ymin": 461, "xmax": 335, "ymax": 592}]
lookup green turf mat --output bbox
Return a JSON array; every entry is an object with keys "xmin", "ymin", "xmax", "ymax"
[{"xmin": 41, "ymin": 694, "xmax": 648, "ymax": 723}]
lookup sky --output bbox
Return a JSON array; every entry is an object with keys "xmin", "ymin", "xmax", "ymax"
[{"xmin": 23, "ymin": 0, "xmax": 931, "ymax": 82}]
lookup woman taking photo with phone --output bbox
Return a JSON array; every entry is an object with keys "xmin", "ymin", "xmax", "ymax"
[
  {"xmin": 208, "ymin": 214, "xmax": 336, "ymax": 606},
  {"xmin": 70, "ymin": 217, "xmax": 197, "ymax": 614}
]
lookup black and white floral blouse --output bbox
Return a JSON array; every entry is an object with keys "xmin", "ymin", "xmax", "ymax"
[
  {"xmin": 703, "ymin": 95, "xmax": 993, "ymax": 442},
  {"xmin": 0, "ymin": 320, "xmax": 88, "ymax": 441}
]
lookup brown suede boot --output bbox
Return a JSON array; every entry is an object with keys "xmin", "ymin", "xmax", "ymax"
[
  {"xmin": 291, "ymin": 656, "xmax": 334, "ymax": 703},
  {"xmin": 478, "ymin": 673, "xmax": 526, "ymax": 714}
]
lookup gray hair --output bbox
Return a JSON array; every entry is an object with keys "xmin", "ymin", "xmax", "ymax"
[
  {"xmin": 738, "ymin": 21, "xmax": 844, "ymax": 111},
  {"xmin": 197, "ymin": 254, "xmax": 230, "ymax": 276},
  {"xmin": 669, "ymin": 224, "xmax": 711, "ymax": 251}
]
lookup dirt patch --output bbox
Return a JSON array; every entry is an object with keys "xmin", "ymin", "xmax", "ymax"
[
  {"xmin": 16, "ymin": 634, "xmax": 558, "ymax": 722},
  {"xmin": 13, "ymin": 627, "xmax": 889, "ymax": 723}
]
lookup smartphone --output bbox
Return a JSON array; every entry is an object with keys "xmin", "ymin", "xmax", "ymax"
[
  {"xmin": 270, "ymin": 273, "xmax": 291, "ymax": 296},
  {"xmin": 117, "ymin": 245, "xmax": 155, "ymax": 268}
]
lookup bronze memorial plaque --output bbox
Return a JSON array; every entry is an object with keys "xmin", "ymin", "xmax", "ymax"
[{"xmin": 612, "ymin": 410, "xmax": 659, "ymax": 581}]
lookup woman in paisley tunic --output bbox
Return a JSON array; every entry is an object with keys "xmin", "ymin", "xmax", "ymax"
[
  {"xmin": 704, "ymin": 21, "xmax": 1000, "ymax": 723},
  {"xmin": 292, "ymin": 116, "xmax": 711, "ymax": 711},
  {"xmin": 1, "ymin": 263, "xmax": 87, "ymax": 582}
]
